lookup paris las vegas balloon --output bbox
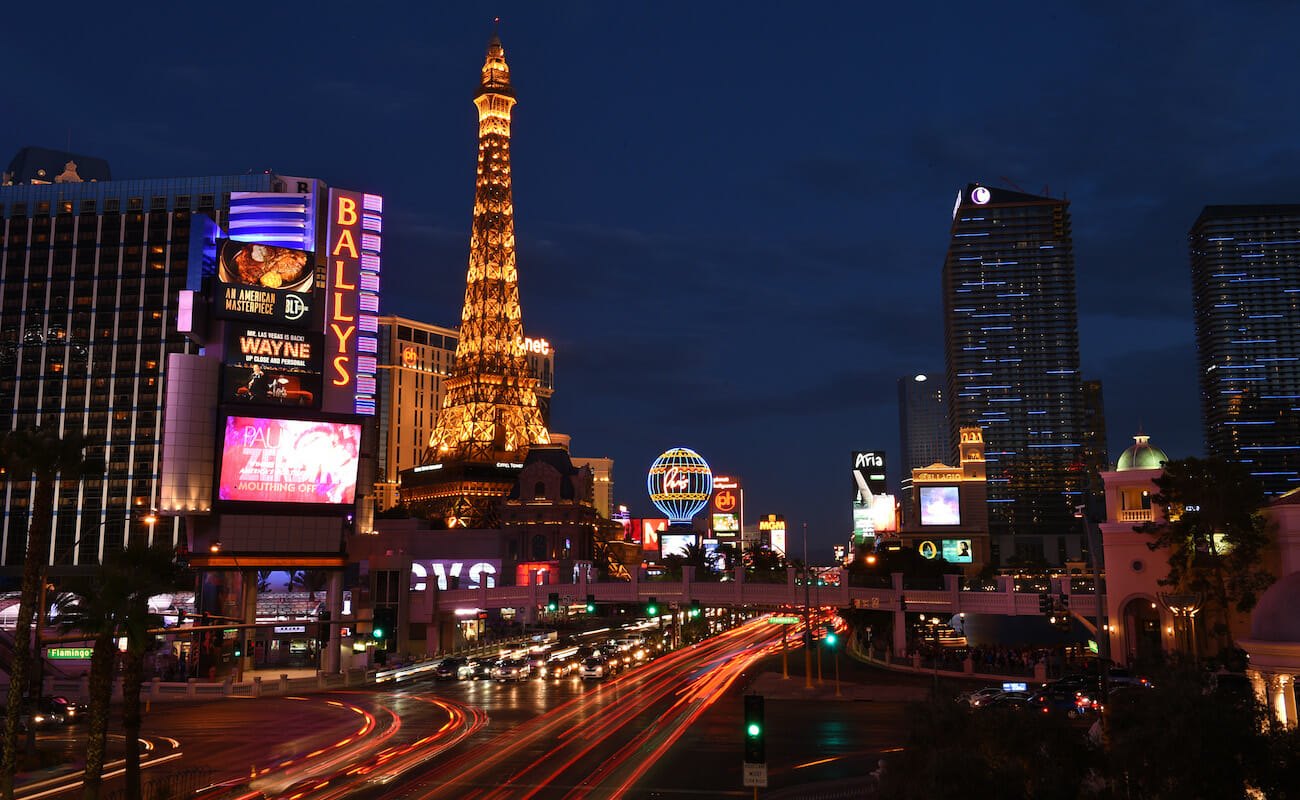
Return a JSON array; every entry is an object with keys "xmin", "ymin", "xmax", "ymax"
[{"xmin": 646, "ymin": 447, "xmax": 714, "ymax": 524}]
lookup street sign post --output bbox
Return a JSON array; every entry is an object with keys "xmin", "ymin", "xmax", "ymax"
[{"xmin": 743, "ymin": 762, "xmax": 768, "ymax": 788}]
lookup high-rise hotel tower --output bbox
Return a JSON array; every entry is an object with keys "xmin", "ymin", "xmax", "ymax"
[
  {"xmin": 1190, "ymin": 204, "xmax": 1300, "ymax": 495},
  {"xmin": 0, "ymin": 149, "xmax": 293, "ymax": 568},
  {"xmin": 943, "ymin": 184, "xmax": 1086, "ymax": 561}
]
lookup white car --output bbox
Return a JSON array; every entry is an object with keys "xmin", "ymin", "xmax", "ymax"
[
  {"xmin": 579, "ymin": 656, "xmax": 610, "ymax": 680},
  {"xmin": 492, "ymin": 658, "xmax": 529, "ymax": 682}
]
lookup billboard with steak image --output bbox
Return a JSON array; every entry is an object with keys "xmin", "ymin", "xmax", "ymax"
[
  {"xmin": 218, "ymin": 416, "xmax": 361, "ymax": 506},
  {"xmin": 223, "ymin": 325, "xmax": 322, "ymax": 408},
  {"xmin": 215, "ymin": 238, "xmax": 315, "ymax": 327}
]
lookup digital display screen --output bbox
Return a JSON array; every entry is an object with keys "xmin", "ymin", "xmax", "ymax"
[
  {"xmin": 214, "ymin": 239, "xmax": 315, "ymax": 327},
  {"xmin": 712, "ymin": 512, "xmax": 739, "ymax": 533},
  {"xmin": 659, "ymin": 533, "xmax": 695, "ymax": 559},
  {"xmin": 942, "ymin": 539, "xmax": 973, "ymax": 563},
  {"xmin": 218, "ymin": 416, "xmax": 361, "ymax": 504},
  {"xmin": 920, "ymin": 486, "xmax": 961, "ymax": 526}
]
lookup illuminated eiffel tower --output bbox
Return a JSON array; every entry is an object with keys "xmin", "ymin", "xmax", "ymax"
[{"xmin": 402, "ymin": 32, "xmax": 551, "ymax": 528}]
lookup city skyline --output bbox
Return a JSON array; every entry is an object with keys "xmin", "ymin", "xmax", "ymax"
[{"xmin": 4, "ymin": 3, "xmax": 1300, "ymax": 555}]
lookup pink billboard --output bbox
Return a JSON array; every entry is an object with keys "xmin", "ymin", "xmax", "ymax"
[{"xmin": 218, "ymin": 416, "xmax": 361, "ymax": 504}]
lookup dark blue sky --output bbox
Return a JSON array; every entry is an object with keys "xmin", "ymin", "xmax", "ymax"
[{"xmin": 6, "ymin": 2, "xmax": 1299, "ymax": 557}]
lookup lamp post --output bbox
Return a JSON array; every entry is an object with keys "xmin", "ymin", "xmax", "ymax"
[{"xmin": 1158, "ymin": 592, "xmax": 1203, "ymax": 662}]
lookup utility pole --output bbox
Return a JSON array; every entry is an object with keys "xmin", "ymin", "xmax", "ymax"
[{"xmin": 802, "ymin": 523, "xmax": 812, "ymax": 689}]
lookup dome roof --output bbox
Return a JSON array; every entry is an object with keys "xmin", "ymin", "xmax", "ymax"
[
  {"xmin": 1249, "ymin": 571, "xmax": 1300, "ymax": 642},
  {"xmin": 1117, "ymin": 433, "xmax": 1168, "ymax": 471}
]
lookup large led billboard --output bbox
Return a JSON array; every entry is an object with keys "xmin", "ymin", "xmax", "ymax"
[
  {"xmin": 214, "ymin": 239, "xmax": 315, "ymax": 327},
  {"xmin": 942, "ymin": 539, "xmax": 973, "ymax": 563},
  {"xmin": 920, "ymin": 485, "xmax": 961, "ymax": 526},
  {"xmin": 222, "ymin": 325, "xmax": 322, "ymax": 407},
  {"xmin": 659, "ymin": 533, "xmax": 695, "ymax": 559},
  {"xmin": 712, "ymin": 512, "xmax": 739, "ymax": 534},
  {"xmin": 218, "ymin": 416, "xmax": 361, "ymax": 505}
]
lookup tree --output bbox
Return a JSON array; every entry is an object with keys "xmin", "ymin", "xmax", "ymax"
[
  {"xmin": 113, "ymin": 543, "xmax": 191, "ymax": 800},
  {"xmin": 0, "ymin": 426, "xmax": 99, "ymax": 798},
  {"xmin": 1139, "ymin": 457, "xmax": 1275, "ymax": 650},
  {"xmin": 52, "ymin": 572, "xmax": 131, "ymax": 800}
]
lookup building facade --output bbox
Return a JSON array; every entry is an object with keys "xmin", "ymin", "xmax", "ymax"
[
  {"xmin": 943, "ymin": 184, "xmax": 1086, "ymax": 564},
  {"xmin": 375, "ymin": 315, "xmax": 554, "ymax": 512},
  {"xmin": 1190, "ymin": 204, "xmax": 1300, "ymax": 496},
  {"xmin": 897, "ymin": 373, "xmax": 947, "ymax": 526},
  {"xmin": 0, "ymin": 152, "xmax": 282, "ymax": 568}
]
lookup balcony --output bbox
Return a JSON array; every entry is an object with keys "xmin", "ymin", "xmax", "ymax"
[{"xmin": 1118, "ymin": 508, "xmax": 1153, "ymax": 523}]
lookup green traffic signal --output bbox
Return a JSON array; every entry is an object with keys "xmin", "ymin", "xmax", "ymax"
[
  {"xmin": 747, "ymin": 722, "xmax": 761, "ymax": 737},
  {"xmin": 825, "ymin": 631, "xmax": 838, "ymax": 646},
  {"xmin": 372, "ymin": 628, "xmax": 384, "ymax": 639}
]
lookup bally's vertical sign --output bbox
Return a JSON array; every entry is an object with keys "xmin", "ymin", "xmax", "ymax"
[{"xmin": 324, "ymin": 189, "xmax": 382, "ymax": 415}]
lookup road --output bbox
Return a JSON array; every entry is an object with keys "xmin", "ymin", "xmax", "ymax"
[{"xmin": 25, "ymin": 616, "xmax": 931, "ymax": 798}]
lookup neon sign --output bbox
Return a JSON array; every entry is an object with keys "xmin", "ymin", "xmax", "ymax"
[
  {"xmin": 410, "ymin": 560, "xmax": 500, "ymax": 591},
  {"xmin": 516, "ymin": 336, "xmax": 550, "ymax": 355},
  {"xmin": 647, "ymin": 447, "xmax": 713, "ymax": 524},
  {"xmin": 324, "ymin": 189, "xmax": 381, "ymax": 415}
]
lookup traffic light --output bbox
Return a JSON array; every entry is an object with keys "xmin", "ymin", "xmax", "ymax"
[
  {"xmin": 317, "ymin": 610, "xmax": 331, "ymax": 646},
  {"xmin": 743, "ymin": 694, "xmax": 765, "ymax": 764},
  {"xmin": 373, "ymin": 606, "xmax": 396, "ymax": 651},
  {"xmin": 1039, "ymin": 592, "xmax": 1052, "ymax": 616},
  {"xmin": 1055, "ymin": 594, "xmax": 1071, "ymax": 630},
  {"xmin": 586, "ymin": 594, "xmax": 596, "ymax": 614},
  {"xmin": 823, "ymin": 623, "xmax": 838, "ymax": 648},
  {"xmin": 547, "ymin": 592, "xmax": 559, "ymax": 612},
  {"xmin": 690, "ymin": 600, "xmax": 701, "ymax": 618},
  {"xmin": 646, "ymin": 596, "xmax": 659, "ymax": 616}
]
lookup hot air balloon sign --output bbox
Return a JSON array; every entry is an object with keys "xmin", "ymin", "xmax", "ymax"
[{"xmin": 647, "ymin": 447, "xmax": 714, "ymax": 524}]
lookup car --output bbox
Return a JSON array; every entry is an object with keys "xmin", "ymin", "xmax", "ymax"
[
  {"xmin": 973, "ymin": 691, "xmax": 1033, "ymax": 711},
  {"xmin": 458, "ymin": 659, "xmax": 492, "ymax": 681},
  {"xmin": 433, "ymin": 657, "xmax": 464, "ymax": 680},
  {"xmin": 546, "ymin": 654, "xmax": 577, "ymax": 679},
  {"xmin": 578, "ymin": 655, "xmax": 611, "ymax": 680},
  {"xmin": 959, "ymin": 687, "xmax": 1005, "ymax": 707},
  {"xmin": 492, "ymin": 658, "xmax": 529, "ymax": 682},
  {"xmin": 527, "ymin": 651, "xmax": 550, "ymax": 678},
  {"xmin": 1030, "ymin": 688, "xmax": 1094, "ymax": 719},
  {"xmin": 38, "ymin": 697, "xmax": 88, "ymax": 724}
]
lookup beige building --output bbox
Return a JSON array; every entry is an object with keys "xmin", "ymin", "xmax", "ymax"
[
  {"xmin": 571, "ymin": 457, "xmax": 614, "ymax": 518},
  {"xmin": 375, "ymin": 314, "xmax": 554, "ymax": 512}
]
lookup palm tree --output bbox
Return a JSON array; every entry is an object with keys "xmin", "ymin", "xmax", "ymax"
[
  {"xmin": 0, "ymin": 426, "xmax": 99, "ymax": 798},
  {"xmin": 53, "ymin": 572, "xmax": 131, "ymax": 800},
  {"xmin": 112, "ymin": 543, "xmax": 191, "ymax": 800}
]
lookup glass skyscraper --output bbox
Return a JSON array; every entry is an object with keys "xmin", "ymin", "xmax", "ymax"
[
  {"xmin": 1190, "ymin": 204, "xmax": 1300, "ymax": 495},
  {"xmin": 0, "ymin": 151, "xmax": 277, "ymax": 567},
  {"xmin": 897, "ymin": 373, "xmax": 948, "ymax": 526},
  {"xmin": 942, "ymin": 184, "xmax": 1085, "ymax": 556}
]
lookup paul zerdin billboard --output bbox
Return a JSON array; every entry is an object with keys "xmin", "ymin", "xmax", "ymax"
[{"xmin": 217, "ymin": 416, "xmax": 361, "ymax": 505}]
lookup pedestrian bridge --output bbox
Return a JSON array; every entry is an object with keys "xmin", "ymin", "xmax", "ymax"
[{"xmin": 416, "ymin": 566, "xmax": 1101, "ymax": 625}]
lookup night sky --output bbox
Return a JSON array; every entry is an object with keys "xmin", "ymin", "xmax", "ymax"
[{"xmin": 6, "ymin": 2, "xmax": 1300, "ymax": 557}]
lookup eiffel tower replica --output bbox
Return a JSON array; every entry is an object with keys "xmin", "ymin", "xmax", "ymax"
[{"xmin": 401, "ymin": 32, "xmax": 551, "ymax": 529}]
